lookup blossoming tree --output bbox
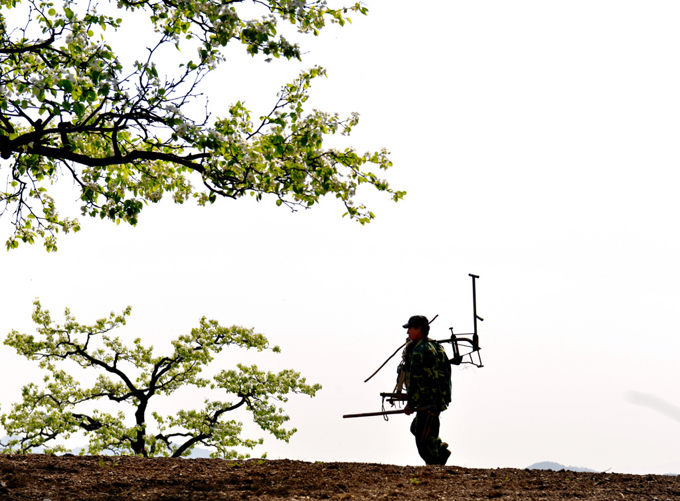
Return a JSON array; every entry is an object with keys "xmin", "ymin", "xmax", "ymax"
[
  {"xmin": 1, "ymin": 300, "xmax": 321, "ymax": 458},
  {"xmin": 0, "ymin": 0, "xmax": 404, "ymax": 251}
]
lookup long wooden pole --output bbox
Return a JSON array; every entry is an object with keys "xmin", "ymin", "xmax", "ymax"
[
  {"xmin": 363, "ymin": 342, "xmax": 407, "ymax": 383},
  {"xmin": 343, "ymin": 405, "xmax": 432, "ymax": 419},
  {"xmin": 343, "ymin": 409, "xmax": 407, "ymax": 419},
  {"xmin": 363, "ymin": 314, "xmax": 440, "ymax": 383}
]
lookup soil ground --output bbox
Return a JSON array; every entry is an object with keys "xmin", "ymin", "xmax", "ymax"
[{"xmin": 0, "ymin": 454, "xmax": 678, "ymax": 500}]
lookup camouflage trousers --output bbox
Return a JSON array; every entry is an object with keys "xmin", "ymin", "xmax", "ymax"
[{"xmin": 410, "ymin": 410, "xmax": 450, "ymax": 465}]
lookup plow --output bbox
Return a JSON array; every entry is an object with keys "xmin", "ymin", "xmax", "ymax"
[{"xmin": 343, "ymin": 274, "xmax": 484, "ymax": 419}]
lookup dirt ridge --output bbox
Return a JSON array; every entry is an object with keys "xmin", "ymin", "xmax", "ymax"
[{"xmin": 1, "ymin": 454, "xmax": 678, "ymax": 500}]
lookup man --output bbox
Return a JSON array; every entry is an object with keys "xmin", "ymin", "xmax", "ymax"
[{"xmin": 402, "ymin": 315, "xmax": 452, "ymax": 465}]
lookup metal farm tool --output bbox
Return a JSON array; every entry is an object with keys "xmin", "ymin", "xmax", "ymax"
[{"xmin": 344, "ymin": 274, "xmax": 484, "ymax": 419}]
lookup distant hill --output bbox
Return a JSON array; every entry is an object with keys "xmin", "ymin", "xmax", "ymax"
[{"xmin": 527, "ymin": 461, "xmax": 597, "ymax": 473}]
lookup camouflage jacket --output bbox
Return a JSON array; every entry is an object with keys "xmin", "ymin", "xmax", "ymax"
[{"xmin": 404, "ymin": 338, "xmax": 452, "ymax": 412}]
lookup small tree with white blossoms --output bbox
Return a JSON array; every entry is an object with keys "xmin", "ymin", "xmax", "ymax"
[{"xmin": 0, "ymin": 300, "xmax": 320, "ymax": 458}]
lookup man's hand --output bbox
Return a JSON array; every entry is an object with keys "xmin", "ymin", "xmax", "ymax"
[{"xmin": 404, "ymin": 404, "xmax": 414, "ymax": 415}]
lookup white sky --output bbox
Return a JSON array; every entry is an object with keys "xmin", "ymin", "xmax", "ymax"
[{"xmin": 2, "ymin": 0, "xmax": 680, "ymax": 474}]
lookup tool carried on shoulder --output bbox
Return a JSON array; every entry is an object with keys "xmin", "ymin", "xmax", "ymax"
[{"xmin": 343, "ymin": 274, "xmax": 484, "ymax": 419}]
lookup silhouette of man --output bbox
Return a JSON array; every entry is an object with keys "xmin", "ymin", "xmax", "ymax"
[{"xmin": 401, "ymin": 315, "xmax": 451, "ymax": 465}]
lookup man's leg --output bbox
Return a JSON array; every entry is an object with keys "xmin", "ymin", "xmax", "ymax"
[{"xmin": 410, "ymin": 411, "xmax": 447, "ymax": 465}]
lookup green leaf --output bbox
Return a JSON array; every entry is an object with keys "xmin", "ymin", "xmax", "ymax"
[
  {"xmin": 72, "ymin": 102, "xmax": 85, "ymax": 118},
  {"xmin": 58, "ymin": 80, "xmax": 73, "ymax": 93}
]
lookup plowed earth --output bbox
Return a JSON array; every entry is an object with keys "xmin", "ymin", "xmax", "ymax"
[{"xmin": 0, "ymin": 454, "xmax": 678, "ymax": 500}]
